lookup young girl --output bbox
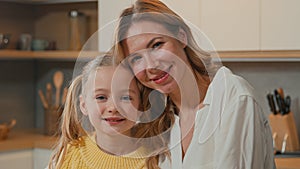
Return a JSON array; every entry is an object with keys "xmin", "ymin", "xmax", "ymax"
[{"xmin": 48, "ymin": 55, "xmax": 173, "ymax": 169}]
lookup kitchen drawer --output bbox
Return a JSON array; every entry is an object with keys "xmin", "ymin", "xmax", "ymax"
[{"xmin": 0, "ymin": 149, "xmax": 33, "ymax": 169}]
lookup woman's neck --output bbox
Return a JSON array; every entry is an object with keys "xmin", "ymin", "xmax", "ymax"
[
  {"xmin": 95, "ymin": 131, "xmax": 138, "ymax": 156},
  {"xmin": 169, "ymin": 71, "xmax": 209, "ymax": 114}
]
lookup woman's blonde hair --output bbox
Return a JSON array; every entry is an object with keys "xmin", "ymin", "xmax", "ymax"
[
  {"xmin": 114, "ymin": 0, "xmax": 219, "ymax": 80},
  {"xmin": 48, "ymin": 54, "xmax": 173, "ymax": 169}
]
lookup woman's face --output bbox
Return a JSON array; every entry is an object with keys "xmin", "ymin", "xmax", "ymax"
[
  {"xmin": 122, "ymin": 20, "xmax": 190, "ymax": 94},
  {"xmin": 80, "ymin": 66, "xmax": 141, "ymax": 136}
]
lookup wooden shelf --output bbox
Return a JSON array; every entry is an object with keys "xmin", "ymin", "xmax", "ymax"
[
  {"xmin": 0, "ymin": 50, "xmax": 102, "ymax": 60},
  {"xmin": 1, "ymin": 0, "xmax": 97, "ymax": 5},
  {"xmin": 218, "ymin": 50, "xmax": 300, "ymax": 62},
  {"xmin": 1, "ymin": 50, "xmax": 300, "ymax": 62}
]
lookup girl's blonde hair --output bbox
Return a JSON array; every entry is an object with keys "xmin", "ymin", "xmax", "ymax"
[
  {"xmin": 48, "ymin": 55, "xmax": 114, "ymax": 169},
  {"xmin": 48, "ymin": 54, "xmax": 173, "ymax": 169}
]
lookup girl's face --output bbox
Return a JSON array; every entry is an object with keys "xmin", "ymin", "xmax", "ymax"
[
  {"xmin": 122, "ymin": 20, "xmax": 190, "ymax": 94},
  {"xmin": 80, "ymin": 66, "xmax": 141, "ymax": 136}
]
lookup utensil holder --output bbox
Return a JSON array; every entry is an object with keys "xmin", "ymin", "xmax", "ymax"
[
  {"xmin": 44, "ymin": 106, "xmax": 63, "ymax": 136},
  {"xmin": 269, "ymin": 112, "xmax": 300, "ymax": 152}
]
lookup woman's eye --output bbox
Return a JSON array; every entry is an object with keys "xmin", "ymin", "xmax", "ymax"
[
  {"xmin": 130, "ymin": 55, "xmax": 142, "ymax": 64},
  {"xmin": 152, "ymin": 42, "xmax": 163, "ymax": 49},
  {"xmin": 96, "ymin": 95, "xmax": 107, "ymax": 101},
  {"xmin": 121, "ymin": 95, "xmax": 132, "ymax": 101}
]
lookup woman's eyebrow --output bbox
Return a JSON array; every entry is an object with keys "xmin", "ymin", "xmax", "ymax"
[
  {"xmin": 146, "ymin": 37, "xmax": 162, "ymax": 48},
  {"xmin": 126, "ymin": 36, "xmax": 163, "ymax": 58}
]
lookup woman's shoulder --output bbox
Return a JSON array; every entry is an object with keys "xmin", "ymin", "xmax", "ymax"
[{"xmin": 212, "ymin": 66, "xmax": 255, "ymax": 99}]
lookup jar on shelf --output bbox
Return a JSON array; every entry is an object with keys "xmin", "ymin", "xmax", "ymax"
[{"xmin": 68, "ymin": 10, "xmax": 87, "ymax": 50}]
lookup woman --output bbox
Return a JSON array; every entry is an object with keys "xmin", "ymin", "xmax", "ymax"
[{"xmin": 113, "ymin": 0, "xmax": 275, "ymax": 168}]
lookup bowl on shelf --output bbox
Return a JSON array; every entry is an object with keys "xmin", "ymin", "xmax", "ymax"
[
  {"xmin": 0, "ymin": 119, "xmax": 16, "ymax": 141},
  {"xmin": 0, "ymin": 33, "xmax": 11, "ymax": 49}
]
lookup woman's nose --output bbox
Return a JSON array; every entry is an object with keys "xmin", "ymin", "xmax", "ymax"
[{"xmin": 144, "ymin": 52, "xmax": 160, "ymax": 72}]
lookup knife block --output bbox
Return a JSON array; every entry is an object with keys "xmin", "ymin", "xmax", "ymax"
[{"xmin": 269, "ymin": 112, "xmax": 300, "ymax": 152}]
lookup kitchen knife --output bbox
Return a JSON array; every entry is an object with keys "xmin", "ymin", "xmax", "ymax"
[
  {"xmin": 277, "ymin": 87, "xmax": 285, "ymax": 99},
  {"xmin": 285, "ymin": 95, "xmax": 291, "ymax": 114},
  {"xmin": 267, "ymin": 93, "xmax": 277, "ymax": 115},
  {"xmin": 274, "ymin": 89, "xmax": 286, "ymax": 115}
]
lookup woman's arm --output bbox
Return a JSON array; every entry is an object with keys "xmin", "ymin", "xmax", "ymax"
[{"xmin": 214, "ymin": 95, "xmax": 275, "ymax": 169}]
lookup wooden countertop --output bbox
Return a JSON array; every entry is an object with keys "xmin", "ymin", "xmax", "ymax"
[
  {"xmin": 1, "ymin": 129, "xmax": 300, "ymax": 169},
  {"xmin": 275, "ymin": 157, "xmax": 300, "ymax": 169},
  {"xmin": 0, "ymin": 129, "xmax": 58, "ymax": 152}
]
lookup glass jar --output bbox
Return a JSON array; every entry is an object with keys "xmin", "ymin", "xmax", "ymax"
[{"xmin": 68, "ymin": 10, "xmax": 87, "ymax": 50}]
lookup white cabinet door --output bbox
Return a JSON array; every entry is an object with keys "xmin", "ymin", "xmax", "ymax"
[
  {"xmin": 200, "ymin": 0, "xmax": 260, "ymax": 51},
  {"xmin": 261, "ymin": 0, "xmax": 300, "ymax": 50},
  {"xmin": 0, "ymin": 149, "xmax": 33, "ymax": 169},
  {"xmin": 33, "ymin": 148, "xmax": 53, "ymax": 169},
  {"xmin": 98, "ymin": 0, "xmax": 134, "ymax": 52},
  {"xmin": 161, "ymin": 0, "xmax": 201, "ymax": 29}
]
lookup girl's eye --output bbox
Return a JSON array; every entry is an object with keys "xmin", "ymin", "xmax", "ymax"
[
  {"xmin": 152, "ymin": 42, "xmax": 163, "ymax": 49},
  {"xmin": 96, "ymin": 95, "xmax": 107, "ymax": 101},
  {"xmin": 129, "ymin": 55, "xmax": 142, "ymax": 64},
  {"xmin": 121, "ymin": 95, "xmax": 132, "ymax": 101}
]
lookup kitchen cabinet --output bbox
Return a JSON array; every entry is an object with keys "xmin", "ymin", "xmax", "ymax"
[
  {"xmin": 261, "ymin": 0, "xmax": 300, "ymax": 50},
  {"xmin": 200, "ymin": 0, "xmax": 300, "ymax": 51},
  {"xmin": 199, "ymin": 0, "xmax": 260, "ymax": 51},
  {"xmin": 0, "ymin": 149, "xmax": 53, "ymax": 169},
  {"xmin": 0, "ymin": 0, "xmax": 98, "ymax": 130},
  {"xmin": 33, "ymin": 148, "xmax": 53, "ymax": 169},
  {"xmin": 0, "ymin": 149, "xmax": 33, "ymax": 169},
  {"xmin": 0, "ymin": 1, "xmax": 98, "ymax": 50}
]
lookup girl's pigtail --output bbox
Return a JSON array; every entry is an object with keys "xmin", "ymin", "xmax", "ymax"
[{"xmin": 48, "ymin": 75, "xmax": 85, "ymax": 169}]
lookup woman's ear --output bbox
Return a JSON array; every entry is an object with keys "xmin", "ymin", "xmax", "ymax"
[
  {"xmin": 177, "ymin": 28, "xmax": 187, "ymax": 48},
  {"xmin": 79, "ymin": 95, "xmax": 88, "ymax": 116}
]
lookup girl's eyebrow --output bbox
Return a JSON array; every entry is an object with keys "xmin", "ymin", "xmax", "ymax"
[
  {"xmin": 94, "ymin": 88, "xmax": 108, "ymax": 93},
  {"xmin": 118, "ymin": 89, "xmax": 139, "ymax": 94}
]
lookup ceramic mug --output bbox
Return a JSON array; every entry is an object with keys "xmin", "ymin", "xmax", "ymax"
[{"xmin": 31, "ymin": 39, "xmax": 48, "ymax": 51}]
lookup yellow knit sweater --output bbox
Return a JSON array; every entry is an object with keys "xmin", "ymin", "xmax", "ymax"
[{"xmin": 60, "ymin": 136, "xmax": 147, "ymax": 169}]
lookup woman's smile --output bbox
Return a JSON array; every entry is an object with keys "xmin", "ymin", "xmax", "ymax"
[{"xmin": 149, "ymin": 65, "xmax": 173, "ymax": 84}]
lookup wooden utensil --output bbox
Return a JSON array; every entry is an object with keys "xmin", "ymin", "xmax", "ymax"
[
  {"xmin": 46, "ymin": 83, "xmax": 52, "ymax": 107},
  {"xmin": 38, "ymin": 89, "xmax": 48, "ymax": 109},
  {"xmin": 61, "ymin": 87, "xmax": 68, "ymax": 105},
  {"xmin": 53, "ymin": 71, "xmax": 64, "ymax": 107}
]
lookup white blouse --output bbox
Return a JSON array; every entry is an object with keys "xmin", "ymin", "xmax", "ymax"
[{"xmin": 160, "ymin": 67, "xmax": 275, "ymax": 169}]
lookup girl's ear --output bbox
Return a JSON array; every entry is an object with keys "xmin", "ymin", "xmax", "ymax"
[
  {"xmin": 79, "ymin": 95, "xmax": 88, "ymax": 116},
  {"xmin": 177, "ymin": 28, "xmax": 187, "ymax": 48}
]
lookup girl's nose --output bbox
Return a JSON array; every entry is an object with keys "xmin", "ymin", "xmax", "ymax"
[{"xmin": 106, "ymin": 99, "xmax": 117, "ymax": 113}]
